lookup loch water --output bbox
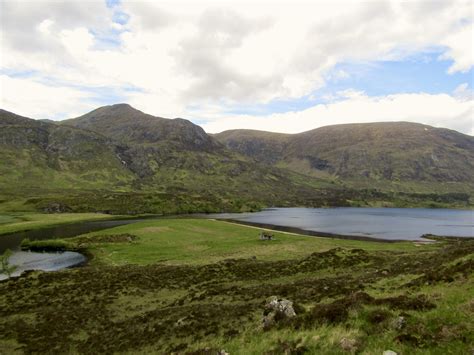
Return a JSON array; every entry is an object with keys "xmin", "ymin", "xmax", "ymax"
[{"xmin": 209, "ymin": 207, "xmax": 474, "ymax": 241}]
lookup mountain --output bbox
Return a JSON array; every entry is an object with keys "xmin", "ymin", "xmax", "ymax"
[
  {"xmin": 0, "ymin": 106, "xmax": 340, "ymax": 213},
  {"xmin": 61, "ymin": 104, "xmax": 228, "ymax": 179},
  {"xmin": 213, "ymin": 129, "xmax": 291, "ymax": 165},
  {"xmin": 0, "ymin": 109, "xmax": 134, "ymax": 190},
  {"xmin": 1, "ymin": 105, "xmax": 472, "ymax": 214},
  {"xmin": 215, "ymin": 122, "xmax": 474, "ymax": 185},
  {"xmin": 62, "ymin": 104, "xmax": 220, "ymax": 152},
  {"xmin": 60, "ymin": 104, "xmax": 303, "ymax": 191}
]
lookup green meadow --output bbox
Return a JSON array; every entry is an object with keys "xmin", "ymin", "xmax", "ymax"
[
  {"xmin": 0, "ymin": 215, "xmax": 473, "ymax": 354},
  {"xmin": 54, "ymin": 218, "xmax": 430, "ymax": 266}
]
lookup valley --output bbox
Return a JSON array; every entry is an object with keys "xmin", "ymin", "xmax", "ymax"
[
  {"xmin": 1, "ymin": 104, "xmax": 473, "ymax": 354},
  {"xmin": 2, "ymin": 1, "xmax": 473, "ymax": 353}
]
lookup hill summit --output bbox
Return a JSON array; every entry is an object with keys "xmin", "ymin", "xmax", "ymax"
[{"xmin": 62, "ymin": 104, "xmax": 220, "ymax": 151}]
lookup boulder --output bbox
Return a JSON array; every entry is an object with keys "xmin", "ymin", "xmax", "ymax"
[
  {"xmin": 391, "ymin": 316, "xmax": 406, "ymax": 330},
  {"xmin": 262, "ymin": 296, "xmax": 296, "ymax": 330},
  {"xmin": 42, "ymin": 202, "xmax": 72, "ymax": 213}
]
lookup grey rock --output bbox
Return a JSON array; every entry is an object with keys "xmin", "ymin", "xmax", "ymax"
[
  {"xmin": 266, "ymin": 296, "xmax": 296, "ymax": 317},
  {"xmin": 262, "ymin": 296, "xmax": 296, "ymax": 330},
  {"xmin": 392, "ymin": 316, "xmax": 406, "ymax": 330}
]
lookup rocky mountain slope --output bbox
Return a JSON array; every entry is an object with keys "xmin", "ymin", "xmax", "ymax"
[
  {"xmin": 1, "ymin": 105, "xmax": 472, "ymax": 213},
  {"xmin": 215, "ymin": 122, "xmax": 474, "ymax": 184},
  {"xmin": 0, "ymin": 109, "xmax": 134, "ymax": 190},
  {"xmin": 59, "ymin": 104, "xmax": 322, "ymax": 196},
  {"xmin": 0, "ymin": 107, "xmax": 339, "ymax": 213},
  {"xmin": 62, "ymin": 104, "xmax": 220, "ymax": 152},
  {"xmin": 214, "ymin": 130, "xmax": 291, "ymax": 165}
]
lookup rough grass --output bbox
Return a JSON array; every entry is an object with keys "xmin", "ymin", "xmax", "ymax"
[{"xmin": 1, "ymin": 218, "xmax": 473, "ymax": 354}]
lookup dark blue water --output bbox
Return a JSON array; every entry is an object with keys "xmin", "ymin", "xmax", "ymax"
[
  {"xmin": 0, "ymin": 217, "xmax": 159, "ymax": 279},
  {"xmin": 209, "ymin": 207, "xmax": 474, "ymax": 241},
  {"xmin": 0, "ymin": 217, "xmax": 159, "ymax": 253}
]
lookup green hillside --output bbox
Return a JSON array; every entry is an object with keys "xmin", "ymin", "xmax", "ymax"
[
  {"xmin": 215, "ymin": 122, "xmax": 474, "ymax": 193},
  {"xmin": 0, "ymin": 109, "xmax": 134, "ymax": 190},
  {"xmin": 1, "ymin": 106, "xmax": 473, "ymax": 213},
  {"xmin": 0, "ymin": 108, "xmax": 337, "ymax": 213}
]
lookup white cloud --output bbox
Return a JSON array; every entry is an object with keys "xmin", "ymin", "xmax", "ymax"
[
  {"xmin": 0, "ymin": 0, "xmax": 112, "ymax": 53},
  {"xmin": 0, "ymin": 0, "xmax": 472, "ymax": 131},
  {"xmin": 199, "ymin": 91, "xmax": 474, "ymax": 135},
  {"xmin": 123, "ymin": 2, "xmax": 174, "ymax": 31},
  {"xmin": 440, "ymin": 25, "xmax": 474, "ymax": 74},
  {"xmin": 453, "ymin": 83, "xmax": 474, "ymax": 102},
  {"xmin": 0, "ymin": 75, "xmax": 96, "ymax": 119}
]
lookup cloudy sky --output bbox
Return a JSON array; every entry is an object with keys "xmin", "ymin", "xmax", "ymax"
[{"xmin": 0, "ymin": 0, "xmax": 473, "ymax": 134}]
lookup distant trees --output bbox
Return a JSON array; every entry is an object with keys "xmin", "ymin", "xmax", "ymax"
[{"xmin": 0, "ymin": 249, "xmax": 17, "ymax": 278}]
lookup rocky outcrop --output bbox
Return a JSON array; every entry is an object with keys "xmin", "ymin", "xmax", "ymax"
[
  {"xmin": 216, "ymin": 122, "xmax": 474, "ymax": 183},
  {"xmin": 262, "ymin": 296, "xmax": 297, "ymax": 330},
  {"xmin": 42, "ymin": 202, "xmax": 72, "ymax": 213},
  {"xmin": 62, "ymin": 103, "xmax": 222, "ymax": 152}
]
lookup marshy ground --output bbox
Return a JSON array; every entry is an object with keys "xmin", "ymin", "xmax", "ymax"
[{"xmin": 0, "ymin": 216, "xmax": 473, "ymax": 354}]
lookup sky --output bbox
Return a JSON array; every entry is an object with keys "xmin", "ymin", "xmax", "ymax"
[{"xmin": 0, "ymin": 0, "xmax": 473, "ymax": 134}]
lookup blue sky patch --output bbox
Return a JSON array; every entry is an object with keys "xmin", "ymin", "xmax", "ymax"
[
  {"xmin": 220, "ymin": 51, "xmax": 473, "ymax": 117},
  {"xmin": 106, "ymin": 0, "xmax": 121, "ymax": 8},
  {"xmin": 323, "ymin": 51, "xmax": 472, "ymax": 97}
]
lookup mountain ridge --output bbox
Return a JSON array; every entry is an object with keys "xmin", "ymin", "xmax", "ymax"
[
  {"xmin": 1, "ymin": 105, "xmax": 473, "ymax": 213},
  {"xmin": 62, "ymin": 103, "xmax": 221, "ymax": 152},
  {"xmin": 1, "ymin": 107, "xmax": 343, "ymax": 213},
  {"xmin": 215, "ymin": 121, "xmax": 474, "ymax": 183}
]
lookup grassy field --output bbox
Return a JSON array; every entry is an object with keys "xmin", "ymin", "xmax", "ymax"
[
  {"xmin": 1, "ymin": 217, "xmax": 473, "ymax": 354},
  {"xmin": 40, "ymin": 218, "xmax": 431, "ymax": 266}
]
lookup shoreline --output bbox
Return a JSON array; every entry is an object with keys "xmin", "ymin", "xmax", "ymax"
[
  {"xmin": 0, "ymin": 213, "xmax": 166, "ymax": 237},
  {"xmin": 218, "ymin": 218, "xmax": 432, "ymax": 243}
]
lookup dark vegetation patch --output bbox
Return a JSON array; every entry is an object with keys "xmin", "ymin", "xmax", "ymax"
[
  {"xmin": 365, "ymin": 308, "xmax": 393, "ymax": 325},
  {"xmin": 20, "ymin": 238, "xmax": 72, "ymax": 252},
  {"xmin": 406, "ymin": 257, "xmax": 474, "ymax": 287},
  {"xmin": 288, "ymin": 292, "xmax": 433, "ymax": 329},
  {"xmin": 20, "ymin": 234, "xmax": 138, "ymax": 252},
  {"xmin": 374, "ymin": 294, "xmax": 435, "ymax": 311},
  {"xmin": 394, "ymin": 322, "xmax": 470, "ymax": 348},
  {"xmin": 1, "ymin": 239, "xmax": 473, "ymax": 353},
  {"xmin": 74, "ymin": 233, "xmax": 138, "ymax": 245}
]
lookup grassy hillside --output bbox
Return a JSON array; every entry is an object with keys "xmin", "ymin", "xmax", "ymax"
[
  {"xmin": 0, "ymin": 109, "xmax": 134, "ymax": 190},
  {"xmin": 2, "ymin": 217, "xmax": 473, "ymax": 354},
  {"xmin": 213, "ymin": 129, "xmax": 292, "ymax": 165},
  {"xmin": 290, "ymin": 122, "xmax": 474, "ymax": 182},
  {"xmin": 216, "ymin": 122, "xmax": 474, "ymax": 190},
  {"xmin": 62, "ymin": 104, "xmax": 221, "ymax": 152},
  {"xmin": 1, "ymin": 106, "xmax": 473, "ymax": 212},
  {"xmin": 0, "ymin": 108, "xmax": 345, "ymax": 213}
]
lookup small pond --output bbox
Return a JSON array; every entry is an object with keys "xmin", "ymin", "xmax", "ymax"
[{"xmin": 0, "ymin": 216, "xmax": 160, "ymax": 280}]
